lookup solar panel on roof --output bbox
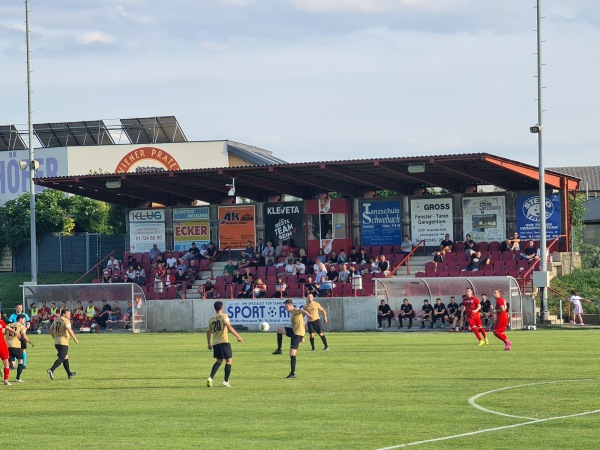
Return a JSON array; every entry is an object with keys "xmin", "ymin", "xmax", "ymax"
[
  {"xmin": 120, "ymin": 116, "xmax": 187, "ymax": 144},
  {"xmin": 0, "ymin": 125, "xmax": 27, "ymax": 151},
  {"xmin": 33, "ymin": 120, "xmax": 114, "ymax": 148}
]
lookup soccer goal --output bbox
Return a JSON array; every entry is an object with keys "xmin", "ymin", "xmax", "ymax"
[{"xmin": 20, "ymin": 283, "xmax": 148, "ymax": 333}]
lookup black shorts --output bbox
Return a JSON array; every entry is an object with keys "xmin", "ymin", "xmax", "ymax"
[
  {"xmin": 213, "ymin": 343, "xmax": 232, "ymax": 360},
  {"xmin": 307, "ymin": 320, "xmax": 323, "ymax": 334},
  {"xmin": 55, "ymin": 344, "xmax": 69, "ymax": 359},
  {"xmin": 9, "ymin": 347, "xmax": 23, "ymax": 360},
  {"xmin": 21, "ymin": 336, "xmax": 28, "ymax": 349},
  {"xmin": 285, "ymin": 327, "xmax": 303, "ymax": 350}
]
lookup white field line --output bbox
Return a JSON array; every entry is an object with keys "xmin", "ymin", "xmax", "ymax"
[{"xmin": 376, "ymin": 379, "xmax": 600, "ymax": 450}]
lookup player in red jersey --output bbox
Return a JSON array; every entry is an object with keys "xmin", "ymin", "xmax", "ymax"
[
  {"xmin": 492, "ymin": 289, "xmax": 511, "ymax": 350},
  {"xmin": 0, "ymin": 318, "xmax": 13, "ymax": 385},
  {"xmin": 463, "ymin": 288, "xmax": 488, "ymax": 346}
]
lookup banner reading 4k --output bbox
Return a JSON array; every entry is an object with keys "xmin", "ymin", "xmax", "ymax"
[
  {"xmin": 516, "ymin": 194, "xmax": 561, "ymax": 240},
  {"xmin": 218, "ymin": 205, "xmax": 256, "ymax": 250},
  {"xmin": 263, "ymin": 201, "xmax": 305, "ymax": 248}
]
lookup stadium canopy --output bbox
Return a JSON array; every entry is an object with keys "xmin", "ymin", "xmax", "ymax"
[{"xmin": 34, "ymin": 152, "xmax": 581, "ymax": 208}]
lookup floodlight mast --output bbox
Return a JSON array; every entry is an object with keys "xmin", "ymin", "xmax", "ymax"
[
  {"xmin": 25, "ymin": 0, "xmax": 37, "ymax": 284},
  {"xmin": 535, "ymin": 0, "xmax": 547, "ymax": 321}
]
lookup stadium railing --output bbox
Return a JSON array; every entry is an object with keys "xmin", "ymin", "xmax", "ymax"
[{"xmin": 388, "ymin": 239, "xmax": 426, "ymax": 277}]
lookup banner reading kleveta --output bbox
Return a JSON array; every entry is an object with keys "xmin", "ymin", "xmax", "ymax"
[
  {"xmin": 360, "ymin": 200, "xmax": 402, "ymax": 246},
  {"xmin": 129, "ymin": 209, "xmax": 166, "ymax": 252},
  {"xmin": 263, "ymin": 201, "xmax": 305, "ymax": 248},
  {"xmin": 173, "ymin": 207, "xmax": 210, "ymax": 251},
  {"xmin": 225, "ymin": 299, "xmax": 306, "ymax": 326},
  {"xmin": 516, "ymin": 194, "xmax": 561, "ymax": 240},
  {"xmin": 218, "ymin": 205, "xmax": 256, "ymax": 250},
  {"xmin": 411, "ymin": 197, "xmax": 453, "ymax": 246},
  {"xmin": 462, "ymin": 196, "xmax": 506, "ymax": 242}
]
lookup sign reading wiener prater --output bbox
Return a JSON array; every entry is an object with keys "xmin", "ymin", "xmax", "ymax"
[
  {"xmin": 263, "ymin": 202, "xmax": 305, "ymax": 248},
  {"xmin": 218, "ymin": 205, "xmax": 256, "ymax": 250}
]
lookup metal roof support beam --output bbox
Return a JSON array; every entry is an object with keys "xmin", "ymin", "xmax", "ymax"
[
  {"xmin": 125, "ymin": 177, "xmax": 211, "ymax": 203},
  {"xmin": 74, "ymin": 177, "xmax": 170, "ymax": 205},
  {"xmin": 431, "ymin": 162, "xmax": 512, "ymax": 191},
  {"xmin": 221, "ymin": 172, "xmax": 309, "ymax": 199},
  {"xmin": 375, "ymin": 161, "xmax": 458, "ymax": 193},
  {"xmin": 271, "ymin": 167, "xmax": 358, "ymax": 197},
  {"xmin": 37, "ymin": 182, "xmax": 134, "ymax": 207},
  {"xmin": 321, "ymin": 164, "xmax": 406, "ymax": 194}
]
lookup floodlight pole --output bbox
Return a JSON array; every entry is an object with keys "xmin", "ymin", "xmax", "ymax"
[
  {"xmin": 25, "ymin": 0, "xmax": 38, "ymax": 284},
  {"xmin": 535, "ymin": 0, "xmax": 547, "ymax": 321}
]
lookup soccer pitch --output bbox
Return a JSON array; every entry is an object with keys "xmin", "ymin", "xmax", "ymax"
[{"xmin": 4, "ymin": 329, "xmax": 600, "ymax": 449}]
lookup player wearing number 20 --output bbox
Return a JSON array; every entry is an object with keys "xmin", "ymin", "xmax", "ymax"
[
  {"xmin": 206, "ymin": 301, "xmax": 243, "ymax": 388},
  {"xmin": 48, "ymin": 309, "xmax": 79, "ymax": 380}
]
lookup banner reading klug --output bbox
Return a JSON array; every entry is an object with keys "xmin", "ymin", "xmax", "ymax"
[{"xmin": 218, "ymin": 205, "xmax": 256, "ymax": 250}]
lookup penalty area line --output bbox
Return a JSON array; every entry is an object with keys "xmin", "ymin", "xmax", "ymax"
[{"xmin": 376, "ymin": 409, "xmax": 600, "ymax": 450}]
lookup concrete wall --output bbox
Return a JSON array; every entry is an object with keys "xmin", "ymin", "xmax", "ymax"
[{"xmin": 147, "ymin": 300, "xmax": 194, "ymax": 331}]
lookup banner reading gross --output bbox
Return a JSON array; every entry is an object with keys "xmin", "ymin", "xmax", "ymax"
[{"xmin": 218, "ymin": 205, "xmax": 256, "ymax": 250}]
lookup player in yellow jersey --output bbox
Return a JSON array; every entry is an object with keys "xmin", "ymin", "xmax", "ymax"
[
  {"xmin": 206, "ymin": 301, "xmax": 243, "ymax": 388},
  {"xmin": 6, "ymin": 314, "xmax": 34, "ymax": 383},
  {"xmin": 303, "ymin": 293, "xmax": 329, "ymax": 351},
  {"xmin": 47, "ymin": 309, "xmax": 79, "ymax": 380},
  {"xmin": 272, "ymin": 299, "xmax": 314, "ymax": 378}
]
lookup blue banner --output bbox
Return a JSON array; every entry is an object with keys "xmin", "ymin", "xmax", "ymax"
[
  {"xmin": 360, "ymin": 200, "xmax": 402, "ymax": 246},
  {"xmin": 516, "ymin": 194, "xmax": 561, "ymax": 240},
  {"xmin": 173, "ymin": 207, "xmax": 209, "ymax": 221}
]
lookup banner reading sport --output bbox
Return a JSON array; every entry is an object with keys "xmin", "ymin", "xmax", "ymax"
[
  {"xmin": 218, "ymin": 205, "xmax": 256, "ymax": 250},
  {"xmin": 516, "ymin": 194, "xmax": 561, "ymax": 240},
  {"xmin": 225, "ymin": 299, "xmax": 305, "ymax": 326}
]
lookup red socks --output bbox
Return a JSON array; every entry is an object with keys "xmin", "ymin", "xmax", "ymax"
[{"xmin": 3, "ymin": 367, "xmax": 9, "ymax": 381}]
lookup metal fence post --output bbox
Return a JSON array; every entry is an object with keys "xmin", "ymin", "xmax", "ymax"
[{"xmin": 59, "ymin": 233, "xmax": 63, "ymax": 273}]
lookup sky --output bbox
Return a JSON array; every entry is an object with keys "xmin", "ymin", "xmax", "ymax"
[{"xmin": 1, "ymin": 0, "xmax": 599, "ymax": 167}]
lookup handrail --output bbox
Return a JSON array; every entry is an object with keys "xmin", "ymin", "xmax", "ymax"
[
  {"xmin": 74, "ymin": 249, "xmax": 119, "ymax": 284},
  {"xmin": 388, "ymin": 240, "xmax": 426, "ymax": 277}
]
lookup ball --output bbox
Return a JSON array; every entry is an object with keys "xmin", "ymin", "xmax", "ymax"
[
  {"xmin": 36, "ymin": 329, "xmax": 41, "ymax": 334},
  {"xmin": 531, "ymin": 325, "xmax": 537, "ymax": 331},
  {"xmin": 260, "ymin": 322, "xmax": 270, "ymax": 332}
]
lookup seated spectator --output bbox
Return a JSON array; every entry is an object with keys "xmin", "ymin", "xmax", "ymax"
[
  {"xmin": 182, "ymin": 242, "xmax": 201, "ymax": 260},
  {"xmin": 275, "ymin": 240, "xmax": 285, "ymax": 258},
  {"xmin": 49, "ymin": 303, "xmax": 60, "ymax": 323},
  {"xmin": 126, "ymin": 265, "xmax": 136, "ymax": 280},
  {"xmin": 200, "ymin": 277, "xmax": 216, "ymax": 299},
  {"xmin": 479, "ymin": 293, "xmax": 495, "ymax": 329},
  {"xmin": 398, "ymin": 299, "xmax": 415, "ymax": 329},
  {"xmin": 238, "ymin": 251, "xmax": 250, "ymax": 270},
  {"xmin": 199, "ymin": 244, "xmax": 209, "ymax": 259},
  {"xmin": 39, "ymin": 301, "xmax": 50, "ymax": 323},
  {"xmin": 316, "ymin": 248, "xmax": 326, "ymax": 264},
  {"xmin": 94, "ymin": 299, "xmax": 111, "ymax": 331},
  {"xmin": 126, "ymin": 254, "xmax": 137, "ymax": 269},
  {"xmin": 433, "ymin": 251, "xmax": 444, "ymax": 269},
  {"xmin": 348, "ymin": 247, "xmax": 361, "ymax": 264},
  {"xmin": 223, "ymin": 259, "xmax": 237, "ymax": 276},
  {"xmin": 251, "ymin": 252, "xmax": 265, "ymax": 268},
  {"xmin": 440, "ymin": 234, "xmax": 453, "ymax": 254},
  {"xmin": 432, "ymin": 298, "xmax": 446, "ymax": 328},
  {"xmin": 135, "ymin": 264, "xmax": 147, "ymax": 284},
  {"xmin": 253, "ymin": 279, "xmax": 267, "ymax": 298},
  {"xmin": 119, "ymin": 272, "xmax": 130, "ymax": 283},
  {"xmin": 519, "ymin": 240, "xmax": 540, "ymax": 262},
  {"xmin": 327, "ymin": 250, "xmax": 338, "ymax": 265},
  {"xmin": 370, "ymin": 257, "xmax": 381, "ymax": 274},
  {"xmin": 73, "ymin": 303, "xmax": 86, "ymax": 328},
  {"xmin": 284, "ymin": 260, "xmax": 295, "ymax": 275},
  {"xmin": 327, "ymin": 265, "xmax": 339, "ymax": 282},
  {"xmin": 273, "ymin": 276, "xmax": 287, "ymax": 298},
  {"xmin": 293, "ymin": 258, "xmax": 306, "ymax": 278},
  {"xmin": 238, "ymin": 275, "xmax": 254, "ymax": 298},
  {"xmin": 265, "ymin": 251, "xmax": 275, "ymax": 267},
  {"xmin": 262, "ymin": 241, "xmax": 275, "ymax": 257},
  {"xmin": 315, "ymin": 264, "xmax": 328, "ymax": 285},
  {"xmin": 176, "ymin": 259, "xmax": 188, "ymax": 274},
  {"xmin": 400, "ymin": 235, "xmax": 413, "ymax": 257},
  {"xmin": 241, "ymin": 268, "xmax": 252, "ymax": 282},
  {"xmin": 101, "ymin": 270, "xmax": 112, "ymax": 283},
  {"xmin": 445, "ymin": 297, "xmax": 461, "ymax": 331},
  {"xmin": 85, "ymin": 301, "xmax": 98, "ymax": 326},
  {"xmin": 338, "ymin": 264, "xmax": 351, "ymax": 284},
  {"xmin": 420, "ymin": 300, "xmax": 433, "ymax": 329},
  {"xmin": 149, "ymin": 244, "xmax": 161, "ymax": 262},
  {"xmin": 187, "ymin": 259, "xmax": 199, "ymax": 281},
  {"xmin": 325, "ymin": 228, "xmax": 332, "ymax": 239},
  {"xmin": 285, "ymin": 251, "xmax": 295, "ymax": 265},
  {"xmin": 108, "ymin": 302, "xmax": 122, "ymax": 327},
  {"xmin": 499, "ymin": 239, "xmax": 512, "ymax": 252},
  {"xmin": 318, "ymin": 275, "xmax": 333, "ymax": 297},
  {"xmin": 310, "ymin": 257, "xmax": 321, "ymax": 275},
  {"xmin": 206, "ymin": 242, "xmax": 217, "ymax": 258},
  {"xmin": 231, "ymin": 269, "xmax": 244, "ymax": 285},
  {"xmin": 378, "ymin": 255, "xmax": 391, "ymax": 276},
  {"xmin": 133, "ymin": 272, "xmax": 145, "ymax": 286},
  {"xmin": 337, "ymin": 249, "xmax": 348, "ymax": 264},
  {"xmin": 298, "ymin": 248, "xmax": 309, "ymax": 266},
  {"xmin": 124, "ymin": 301, "xmax": 133, "ymax": 330},
  {"xmin": 509, "ymin": 231, "xmax": 521, "ymax": 252},
  {"xmin": 106, "ymin": 255, "xmax": 121, "ymax": 272},
  {"xmin": 174, "ymin": 268, "xmax": 188, "ymax": 289},
  {"xmin": 254, "ymin": 238, "xmax": 265, "ymax": 255},
  {"xmin": 359, "ymin": 248, "xmax": 369, "ymax": 265},
  {"xmin": 166, "ymin": 252, "xmax": 177, "ymax": 269},
  {"xmin": 245, "ymin": 240, "xmax": 255, "ymax": 256},
  {"xmin": 350, "ymin": 266, "xmax": 362, "ymax": 290},
  {"xmin": 463, "ymin": 251, "xmax": 491, "ymax": 272},
  {"xmin": 377, "ymin": 299, "xmax": 394, "ymax": 328},
  {"xmin": 29, "ymin": 303, "xmax": 40, "ymax": 331},
  {"xmin": 464, "ymin": 234, "xmax": 477, "ymax": 256},
  {"xmin": 154, "ymin": 253, "xmax": 165, "ymax": 269},
  {"xmin": 304, "ymin": 276, "xmax": 320, "ymax": 297}
]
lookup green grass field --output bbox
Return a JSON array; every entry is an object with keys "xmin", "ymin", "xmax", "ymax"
[{"xmin": 3, "ymin": 329, "xmax": 600, "ymax": 449}]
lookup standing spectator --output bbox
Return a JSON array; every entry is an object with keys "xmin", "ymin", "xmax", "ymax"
[
  {"xmin": 432, "ymin": 298, "xmax": 446, "ymax": 328},
  {"xmin": 254, "ymin": 238, "xmax": 265, "ymax": 256},
  {"xmin": 464, "ymin": 234, "xmax": 477, "ymax": 256},
  {"xmin": 398, "ymin": 299, "xmax": 415, "ymax": 329},
  {"xmin": 440, "ymin": 234, "xmax": 453, "ymax": 254},
  {"xmin": 182, "ymin": 242, "xmax": 200, "ymax": 260},
  {"xmin": 154, "ymin": 262, "xmax": 166, "ymax": 293},
  {"xmin": 400, "ymin": 235, "xmax": 413, "ymax": 258},
  {"xmin": 148, "ymin": 244, "xmax": 161, "ymax": 262},
  {"xmin": 420, "ymin": 300, "xmax": 434, "ymax": 329},
  {"xmin": 519, "ymin": 240, "xmax": 540, "ymax": 262},
  {"xmin": 569, "ymin": 290, "xmax": 591, "ymax": 325},
  {"xmin": 377, "ymin": 300, "xmax": 394, "ymax": 329},
  {"xmin": 273, "ymin": 277, "xmax": 287, "ymax": 298}
]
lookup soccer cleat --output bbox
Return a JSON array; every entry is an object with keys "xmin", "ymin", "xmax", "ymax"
[
  {"xmin": 377, "ymin": 326, "xmax": 382, "ymax": 329},
  {"xmin": 3, "ymin": 380, "xmax": 11, "ymax": 386},
  {"xmin": 272, "ymin": 349, "xmax": 282, "ymax": 355},
  {"xmin": 47, "ymin": 369, "xmax": 55, "ymax": 380},
  {"xmin": 484, "ymin": 338, "xmax": 489, "ymax": 345},
  {"xmin": 504, "ymin": 340, "xmax": 512, "ymax": 351},
  {"xmin": 286, "ymin": 373, "xmax": 296, "ymax": 379},
  {"xmin": 478, "ymin": 340, "xmax": 485, "ymax": 346},
  {"xmin": 449, "ymin": 328, "xmax": 455, "ymax": 333},
  {"xmin": 14, "ymin": 379, "xmax": 24, "ymax": 383},
  {"xmin": 206, "ymin": 377, "xmax": 213, "ymax": 387},
  {"xmin": 324, "ymin": 347, "xmax": 329, "ymax": 351},
  {"xmin": 68, "ymin": 372, "xmax": 77, "ymax": 379},
  {"xmin": 222, "ymin": 381, "xmax": 231, "ymax": 388},
  {"xmin": 311, "ymin": 347, "xmax": 315, "ymax": 351},
  {"xmin": 420, "ymin": 324, "xmax": 425, "ymax": 329}
]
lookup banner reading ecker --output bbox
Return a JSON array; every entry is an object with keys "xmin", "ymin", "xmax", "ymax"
[
  {"xmin": 173, "ymin": 207, "xmax": 210, "ymax": 251},
  {"xmin": 225, "ymin": 299, "xmax": 305, "ymax": 326},
  {"xmin": 218, "ymin": 205, "xmax": 256, "ymax": 250},
  {"xmin": 410, "ymin": 197, "xmax": 453, "ymax": 246}
]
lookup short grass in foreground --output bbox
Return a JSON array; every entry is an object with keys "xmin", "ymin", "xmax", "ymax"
[{"xmin": 3, "ymin": 329, "xmax": 600, "ymax": 449}]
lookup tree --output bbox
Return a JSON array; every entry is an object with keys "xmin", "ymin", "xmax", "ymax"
[{"xmin": 569, "ymin": 193, "xmax": 586, "ymax": 251}]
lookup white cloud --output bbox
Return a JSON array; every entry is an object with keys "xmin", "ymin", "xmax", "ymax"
[
  {"xmin": 77, "ymin": 31, "xmax": 117, "ymax": 45},
  {"xmin": 291, "ymin": 0, "xmax": 468, "ymax": 14}
]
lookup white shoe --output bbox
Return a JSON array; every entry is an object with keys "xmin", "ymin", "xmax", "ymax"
[
  {"xmin": 3, "ymin": 380, "xmax": 11, "ymax": 386},
  {"xmin": 14, "ymin": 379, "xmax": 24, "ymax": 383},
  {"xmin": 223, "ymin": 381, "xmax": 231, "ymax": 388},
  {"xmin": 206, "ymin": 377, "xmax": 213, "ymax": 387}
]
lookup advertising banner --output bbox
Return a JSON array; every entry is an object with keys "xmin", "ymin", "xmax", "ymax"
[
  {"xmin": 462, "ymin": 196, "xmax": 506, "ymax": 242},
  {"xmin": 516, "ymin": 194, "xmax": 561, "ymax": 240},
  {"xmin": 263, "ymin": 202, "xmax": 305, "ymax": 248},
  {"xmin": 360, "ymin": 200, "xmax": 402, "ymax": 246},
  {"xmin": 218, "ymin": 205, "xmax": 256, "ymax": 250},
  {"xmin": 173, "ymin": 207, "xmax": 210, "ymax": 251},
  {"xmin": 410, "ymin": 197, "xmax": 453, "ymax": 246},
  {"xmin": 129, "ymin": 209, "xmax": 166, "ymax": 252},
  {"xmin": 225, "ymin": 299, "xmax": 306, "ymax": 326}
]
